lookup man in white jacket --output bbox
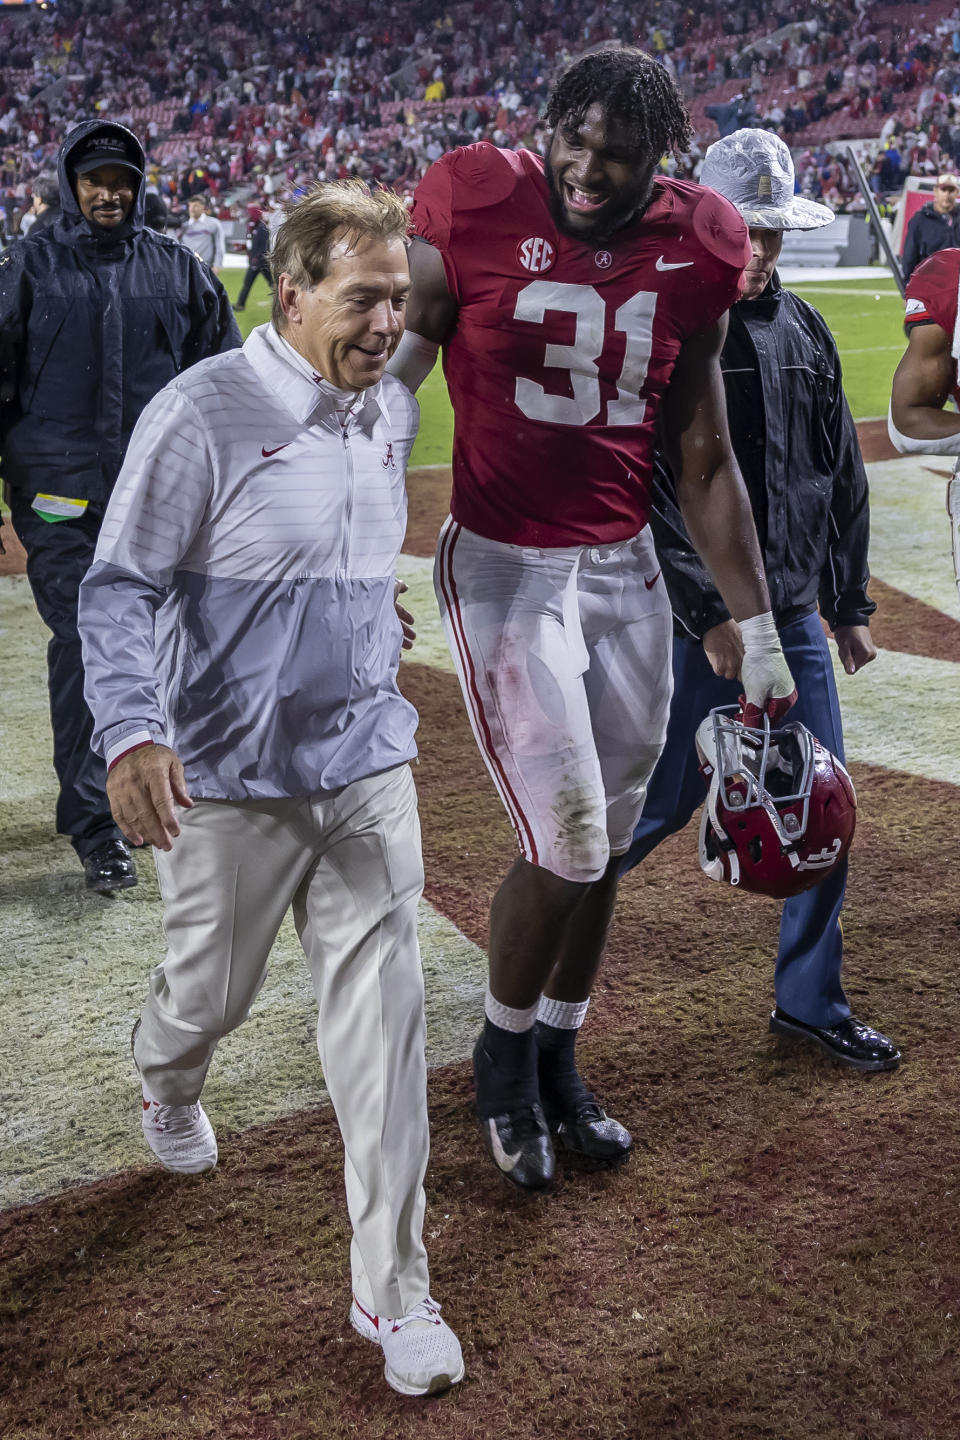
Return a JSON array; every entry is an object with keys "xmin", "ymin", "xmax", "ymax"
[{"xmin": 77, "ymin": 180, "xmax": 463, "ymax": 1399}]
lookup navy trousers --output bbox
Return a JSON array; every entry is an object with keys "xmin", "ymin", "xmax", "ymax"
[
  {"xmin": 11, "ymin": 493, "xmax": 123, "ymax": 860},
  {"xmin": 236, "ymin": 257, "xmax": 272, "ymax": 308},
  {"xmin": 619, "ymin": 611, "xmax": 851, "ymax": 1027}
]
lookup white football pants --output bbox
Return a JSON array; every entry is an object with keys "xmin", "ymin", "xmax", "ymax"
[
  {"xmin": 133, "ymin": 763, "xmax": 431, "ymax": 1318},
  {"xmin": 435, "ymin": 517, "xmax": 674, "ymax": 882}
]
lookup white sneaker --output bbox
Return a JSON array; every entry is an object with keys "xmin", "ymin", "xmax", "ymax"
[
  {"xmin": 350, "ymin": 1294, "xmax": 465, "ymax": 1396},
  {"xmin": 141, "ymin": 1095, "xmax": 218, "ymax": 1175}
]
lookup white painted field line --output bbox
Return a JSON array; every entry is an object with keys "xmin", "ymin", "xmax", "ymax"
[
  {"xmin": 841, "ymin": 345, "xmax": 904, "ymax": 355},
  {"xmin": 866, "ymin": 457, "xmax": 960, "ymax": 619},
  {"xmin": 779, "ymin": 266, "xmax": 895, "ymax": 283},
  {"xmin": 833, "ymin": 645, "xmax": 960, "ymax": 786},
  {"xmin": 3, "ymin": 441, "xmax": 959, "ymax": 1206},
  {"xmin": 791, "ymin": 288, "xmax": 902, "ymax": 299}
]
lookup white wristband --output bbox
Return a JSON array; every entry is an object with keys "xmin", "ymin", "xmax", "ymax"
[{"xmin": 739, "ymin": 611, "xmax": 778, "ymax": 650}]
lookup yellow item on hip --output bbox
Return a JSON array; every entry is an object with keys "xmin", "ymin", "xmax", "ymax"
[{"xmin": 31, "ymin": 494, "xmax": 89, "ymax": 523}]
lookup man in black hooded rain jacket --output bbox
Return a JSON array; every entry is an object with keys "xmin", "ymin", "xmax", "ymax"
[{"xmin": 0, "ymin": 119, "xmax": 240, "ymax": 893}]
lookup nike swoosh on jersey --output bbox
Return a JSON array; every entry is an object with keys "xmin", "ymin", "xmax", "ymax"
[
  {"xmin": 655, "ymin": 256, "xmax": 694, "ymax": 271},
  {"xmin": 487, "ymin": 1119, "xmax": 521, "ymax": 1172},
  {"xmin": 645, "ymin": 570, "xmax": 662, "ymax": 590},
  {"xmin": 261, "ymin": 443, "xmax": 291, "ymax": 457}
]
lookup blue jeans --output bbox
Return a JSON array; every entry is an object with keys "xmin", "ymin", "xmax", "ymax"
[{"xmin": 619, "ymin": 612, "xmax": 850, "ymax": 1027}]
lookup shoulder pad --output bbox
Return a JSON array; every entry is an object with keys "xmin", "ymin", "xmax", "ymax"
[
  {"xmin": 907, "ymin": 244, "xmax": 960, "ymax": 300},
  {"xmin": 429, "ymin": 142, "xmax": 526, "ymax": 211},
  {"xmin": 687, "ymin": 183, "xmax": 751, "ymax": 268}
]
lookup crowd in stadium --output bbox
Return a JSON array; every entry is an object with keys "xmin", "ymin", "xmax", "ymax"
[{"xmin": 0, "ymin": 0, "xmax": 959, "ymax": 242}]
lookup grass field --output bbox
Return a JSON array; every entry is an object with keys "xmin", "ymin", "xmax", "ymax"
[
  {"xmin": 2, "ymin": 261, "xmax": 939, "ymax": 1440},
  {"xmin": 4, "ymin": 452, "xmax": 960, "ymax": 1439},
  {"xmin": 790, "ymin": 278, "xmax": 904, "ymax": 422},
  {"xmin": 221, "ymin": 269, "xmax": 906, "ymax": 462}
]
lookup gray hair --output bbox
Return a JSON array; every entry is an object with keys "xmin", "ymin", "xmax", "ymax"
[{"xmin": 270, "ymin": 179, "xmax": 409, "ymax": 329}]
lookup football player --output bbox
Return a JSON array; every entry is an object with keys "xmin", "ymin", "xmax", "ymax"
[
  {"xmin": 890, "ymin": 246, "xmax": 960, "ymax": 596},
  {"xmin": 389, "ymin": 49, "xmax": 797, "ymax": 1190}
]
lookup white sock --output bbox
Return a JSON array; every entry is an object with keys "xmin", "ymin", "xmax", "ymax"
[
  {"xmin": 537, "ymin": 995, "xmax": 590, "ymax": 1030},
  {"xmin": 484, "ymin": 988, "xmax": 539, "ymax": 1033}
]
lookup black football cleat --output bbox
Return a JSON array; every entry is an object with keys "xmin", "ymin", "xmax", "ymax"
[
  {"xmin": 770, "ymin": 1008, "xmax": 901, "ymax": 1072},
  {"xmin": 473, "ymin": 1036, "xmax": 555, "ymax": 1189},
  {"xmin": 83, "ymin": 838, "xmax": 138, "ymax": 894},
  {"xmin": 535, "ymin": 1019, "xmax": 633, "ymax": 1164},
  {"xmin": 543, "ymin": 1097, "xmax": 633, "ymax": 1164},
  {"xmin": 477, "ymin": 1104, "xmax": 555, "ymax": 1190}
]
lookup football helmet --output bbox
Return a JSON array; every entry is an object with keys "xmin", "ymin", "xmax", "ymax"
[{"xmin": 695, "ymin": 705, "xmax": 856, "ymax": 899}]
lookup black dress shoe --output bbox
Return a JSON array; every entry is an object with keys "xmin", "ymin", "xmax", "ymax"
[
  {"xmin": 82, "ymin": 839, "xmax": 138, "ymax": 894},
  {"xmin": 474, "ymin": 1036, "xmax": 554, "ymax": 1189},
  {"xmin": 544, "ymin": 1098, "xmax": 633, "ymax": 1164},
  {"xmin": 769, "ymin": 1008, "xmax": 901, "ymax": 1072}
]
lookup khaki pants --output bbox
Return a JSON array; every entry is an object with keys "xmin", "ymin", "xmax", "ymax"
[{"xmin": 133, "ymin": 763, "xmax": 430, "ymax": 1317}]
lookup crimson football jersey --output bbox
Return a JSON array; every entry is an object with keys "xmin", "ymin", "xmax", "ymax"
[
  {"xmin": 411, "ymin": 142, "xmax": 750, "ymax": 546},
  {"xmin": 905, "ymin": 247, "xmax": 960, "ymax": 404},
  {"xmin": 904, "ymin": 246, "xmax": 960, "ymax": 334}
]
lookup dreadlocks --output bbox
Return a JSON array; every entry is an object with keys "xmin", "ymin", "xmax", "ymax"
[{"xmin": 545, "ymin": 49, "xmax": 692, "ymax": 159}]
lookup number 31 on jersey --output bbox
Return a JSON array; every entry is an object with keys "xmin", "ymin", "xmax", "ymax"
[{"xmin": 513, "ymin": 280, "xmax": 658, "ymax": 427}]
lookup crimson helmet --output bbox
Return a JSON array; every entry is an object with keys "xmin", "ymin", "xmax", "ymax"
[{"xmin": 695, "ymin": 706, "xmax": 856, "ymax": 900}]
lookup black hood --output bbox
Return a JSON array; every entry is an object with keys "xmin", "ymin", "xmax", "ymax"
[{"xmin": 55, "ymin": 119, "xmax": 146, "ymax": 242}]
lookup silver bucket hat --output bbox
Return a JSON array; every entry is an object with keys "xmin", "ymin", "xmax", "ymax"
[{"xmin": 700, "ymin": 128, "xmax": 835, "ymax": 230}]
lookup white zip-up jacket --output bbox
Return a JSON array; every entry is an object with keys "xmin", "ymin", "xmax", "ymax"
[
  {"xmin": 78, "ymin": 323, "xmax": 420, "ymax": 800},
  {"xmin": 180, "ymin": 211, "xmax": 225, "ymax": 268}
]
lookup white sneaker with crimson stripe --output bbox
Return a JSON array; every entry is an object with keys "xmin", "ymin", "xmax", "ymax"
[
  {"xmin": 141, "ymin": 1093, "xmax": 218, "ymax": 1175},
  {"xmin": 350, "ymin": 1294, "xmax": 464, "ymax": 1396}
]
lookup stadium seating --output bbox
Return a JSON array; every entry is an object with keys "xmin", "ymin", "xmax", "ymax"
[{"xmin": 0, "ymin": 0, "xmax": 955, "ymax": 238}]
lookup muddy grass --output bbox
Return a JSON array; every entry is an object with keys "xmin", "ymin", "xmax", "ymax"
[
  {"xmin": 3, "ymin": 661, "xmax": 960, "ymax": 1440},
  {"xmin": 3, "ymin": 442, "xmax": 960, "ymax": 1439},
  {"xmin": 855, "ymin": 421, "xmax": 898, "ymax": 465}
]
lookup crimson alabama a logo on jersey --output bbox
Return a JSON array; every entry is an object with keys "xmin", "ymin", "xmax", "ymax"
[
  {"xmin": 382, "ymin": 442, "xmax": 396, "ymax": 469},
  {"xmin": 517, "ymin": 236, "xmax": 556, "ymax": 273}
]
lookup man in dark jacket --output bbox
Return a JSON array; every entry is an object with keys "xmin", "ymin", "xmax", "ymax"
[
  {"xmin": 902, "ymin": 173, "xmax": 960, "ymax": 282},
  {"xmin": 704, "ymin": 92, "xmax": 758, "ymax": 139},
  {"xmin": 232, "ymin": 203, "xmax": 272, "ymax": 312},
  {"xmin": 0, "ymin": 119, "xmax": 240, "ymax": 893},
  {"xmin": 620, "ymin": 129, "xmax": 901, "ymax": 1073},
  {"xmin": 25, "ymin": 173, "xmax": 60, "ymax": 239}
]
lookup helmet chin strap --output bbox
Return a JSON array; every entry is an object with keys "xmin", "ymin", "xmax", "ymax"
[{"xmin": 699, "ymin": 766, "xmax": 741, "ymax": 886}]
